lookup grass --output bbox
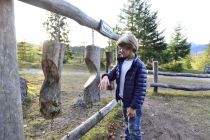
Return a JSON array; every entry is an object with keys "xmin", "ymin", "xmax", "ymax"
[
  {"xmin": 19, "ymin": 65, "xmax": 118, "ymax": 139},
  {"xmin": 19, "ymin": 62, "xmax": 42, "ymax": 69},
  {"xmin": 19, "ymin": 64, "xmax": 210, "ymax": 139},
  {"xmin": 81, "ymin": 104, "xmax": 122, "ymax": 140},
  {"xmin": 82, "ymin": 66, "xmax": 210, "ymax": 139}
]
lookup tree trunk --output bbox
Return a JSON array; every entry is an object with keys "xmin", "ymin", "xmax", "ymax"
[
  {"xmin": 0, "ymin": 0, "xmax": 24, "ymax": 139},
  {"xmin": 83, "ymin": 45, "xmax": 100, "ymax": 107},
  {"xmin": 40, "ymin": 40, "xmax": 64, "ymax": 119}
]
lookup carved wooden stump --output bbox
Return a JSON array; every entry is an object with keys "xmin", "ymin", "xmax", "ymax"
[
  {"xmin": 83, "ymin": 45, "xmax": 100, "ymax": 106},
  {"xmin": 40, "ymin": 40, "xmax": 64, "ymax": 119},
  {"xmin": 105, "ymin": 52, "xmax": 115, "ymax": 90}
]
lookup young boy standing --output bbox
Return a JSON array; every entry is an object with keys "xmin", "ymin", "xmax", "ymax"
[{"xmin": 98, "ymin": 32, "xmax": 147, "ymax": 140}]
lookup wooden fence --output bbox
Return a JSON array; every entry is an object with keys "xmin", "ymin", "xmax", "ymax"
[{"xmin": 149, "ymin": 61, "xmax": 210, "ymax": 93}]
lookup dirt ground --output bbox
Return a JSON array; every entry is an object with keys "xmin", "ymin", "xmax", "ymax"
[
  {"xmin": 22, "ymin": 68, "xmax": 116, "ymax": 140},
  {"xmin": 115, "ymin": 96, "xmax": 210, "ymax": 140},
  {"xmin": 21, "ymin": 68, "xmax": 210, "ymax": 140}
]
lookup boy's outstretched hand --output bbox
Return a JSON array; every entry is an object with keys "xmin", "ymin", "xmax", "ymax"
[{"xmin": 98, "ymin": 76, "xmax": 110, "ymax": 90}]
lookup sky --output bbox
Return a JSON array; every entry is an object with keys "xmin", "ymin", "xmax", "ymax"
[{"xmin": 14, "ymin": 0, "xmax": 210, "ymax": 47}]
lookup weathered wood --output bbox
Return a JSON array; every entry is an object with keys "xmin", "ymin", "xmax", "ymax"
[
  {"xmin": 204, "ymin": 65, "xmax": 210, "ymax": 74},
  {"xmin": 19, "ymin": 77, "xmax": 28, "ymax": 102},
  {"xmin": 83, "ymin": 45, "xmax": 101, "ymax": 106},
  {"xmin": 153, "ymin": 61, "xmax": 158, "ymax": 93},
  {"xmin": 18, "ymin": 0, "xmax": 119, "ymax": 40},
  {"xmin": 150, "ymin": 83, "xmax": 210, "ymax": 91},
  {"xmin": 105, "ymin": 52, "xmax": 114, "ymax": 90},
  {"xmin": 147, "ymin": 70, "xmax": 210, "ymax": 78},
  {"xmin": 40, "ymin": 40, "xmax": 64, "ymax": 119},
  {"xmin": 61, "ymin": 99, "xmax": 118, "ymax": 140},
  {"xmin": 105, "ymin": 52, "xmax": 114, "ymax": 73},
  {"xmin": 0, "ymin": 0, "xmax": 24, "ymax": 139}
]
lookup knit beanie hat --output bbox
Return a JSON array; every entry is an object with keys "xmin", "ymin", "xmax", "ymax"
[{"xmin": 116, "ymin": 31, "xmax": 139, "ymax": 52}]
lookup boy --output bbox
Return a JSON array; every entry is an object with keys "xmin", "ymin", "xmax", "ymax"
[{"xmin": 98, "ymin": 32, "xmax": 147, "ymax": 140}]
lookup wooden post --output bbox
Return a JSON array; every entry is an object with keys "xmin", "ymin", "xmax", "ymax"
[
  {"xmin": 0, "ymin": 0, "xmax": 24, "ymax": 139},
  {"xmin": 105, "ymin": 52, "xmax": 114, "ymax": 73},
  {"xmin": 40, "ymin": 40, "xmax": 64, "ymax": 119},
  {"xmin": 83, "ymin": 45, "xmax": 101, "ymax": 107},
  {"xmin": 153, "ymin": 61, "xmax": 158, "ymax": 93},
  {"xmin": 105, "ymin": 52, "xmax": 114, "ymax": 90}
]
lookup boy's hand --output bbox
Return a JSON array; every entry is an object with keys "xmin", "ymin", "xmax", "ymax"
[
  {"xmin": 98, "ymin": 76, "xmax": 110, "ymax": 90},
  {"xmin": 127, "ymin": 107, "xmax": 136, "ymax": 118}
]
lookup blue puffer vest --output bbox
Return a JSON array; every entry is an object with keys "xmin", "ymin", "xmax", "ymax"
[{"xmin": 102, "ymin": 54, "xmax": 147, "ymax": 109}]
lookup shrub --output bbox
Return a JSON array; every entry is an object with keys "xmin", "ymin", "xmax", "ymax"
[{"xmin": 161, "ymin": 61, "xmax": 183, "ymax": 72}]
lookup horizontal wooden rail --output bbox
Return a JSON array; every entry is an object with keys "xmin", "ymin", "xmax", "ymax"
[
  {"xmin": 61, "ymin": 99, "xmax": 118, "ymax": 140},
  {"xmin": 150, "ymin": 83, "xmax": 210, "ymax": 91},
  {"xmin": 18, "ymin": 0, "xmax": 119, "ymax": 40},
  {"xmin": 147, "ymin": 70, "xmax": 210, "ymax": 78}
]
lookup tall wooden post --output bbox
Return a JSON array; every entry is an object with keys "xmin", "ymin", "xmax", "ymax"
[
  {"xmin": 105, "ymin": 52, "xmax": 114, "ymax": 73},
  {"xmin": 153, "ymin": 61, "xmax": 158, "ymax": 93},
  {"xmin": 40, "ymin": 41, "xmax": 64, "ymax": 119},
  {"xmin": 83, "ymin": 45, "xmax": 100, "ymax": 107},
  {"xmin": 0, "ymin": 0, "xmax": 24, "ymax": 139},
  {"xmin": 105, "ymin": 52, "xmax": 114, "ymax": 90}
]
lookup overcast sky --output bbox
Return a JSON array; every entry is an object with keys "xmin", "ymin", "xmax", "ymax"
[{"xmin": 14, "ymin": 0, "xmax": 210, "ymax": 47}]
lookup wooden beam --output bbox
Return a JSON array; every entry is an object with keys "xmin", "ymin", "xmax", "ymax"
[
  {"xmin": 18, "ymin": 0, "xmax": 120, "ymax": 40},
  {"xmin": 147, "ymin": 70, "xmax": 210, "ymax": 78},
  {"xmin": 150, "ymin": 83, "xmax": 210, "ymax": 91},
  {"xmin": 61, "ymin": 99, "xmax": 118, "ymax": 140}
]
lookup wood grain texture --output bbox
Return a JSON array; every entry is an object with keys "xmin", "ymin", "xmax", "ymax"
[
  {"xmin": 40, "ymin": 40, "xmax": 64, "ymax": 119},
  {"xmin": 150, "ymin": 83, "xmax": 210, "ymax": 91},
  {"xmin": 0, "ymin": 0, "xmax": 24, "ymax": 139},
  {"xmin": 147, "ymin": 70, "xmax": 210, "ymax": 78},
  {"xmin": 83, "ymin": 45, "xmax": 101, "ymax": 106}
]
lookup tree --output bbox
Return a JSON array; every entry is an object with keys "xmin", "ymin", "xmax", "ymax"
[
  {"xmin": 119, "ymin": 0, "xmax": 167, "ymax": 67},
  {"xmin": 17, "ymin": 41, "xmax": 27, "ymax": 62},
  {"xmin": 166, "ymin": 25, "xmax": 191, "ymax": 62},
  {"xmin": 17, "ymin": 42, "xmax": 42, "ymax": 64},
  {"xmin": 43, "ymin": 12, "xmax": 73, "ymax": 63},
  {"xmin": 191, "ymin": 42, "xmax": 210, "ymax": 71},
  {"xmin": 183, "ymin": 54, "xmax": 192, "ymax": 69}
]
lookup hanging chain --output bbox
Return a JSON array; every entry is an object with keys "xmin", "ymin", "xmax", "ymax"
[{"xmin": 50, "ymin": 118, "xmax": 54, "ymax": 131}]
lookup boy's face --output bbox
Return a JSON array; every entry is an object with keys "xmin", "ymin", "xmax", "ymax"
[{"xmin": 119, "ymin": 46, "xmax": 133, "ymax": 58}]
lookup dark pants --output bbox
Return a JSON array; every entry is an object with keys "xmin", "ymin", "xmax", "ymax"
[{"xmin": 122, "ymin": 104, "xmax": 142, "ymax": 140}]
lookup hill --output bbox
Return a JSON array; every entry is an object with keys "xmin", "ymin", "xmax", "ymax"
[{"xmin": 191, "ymin": 44, "xmax": 208, "ymax": 54}]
